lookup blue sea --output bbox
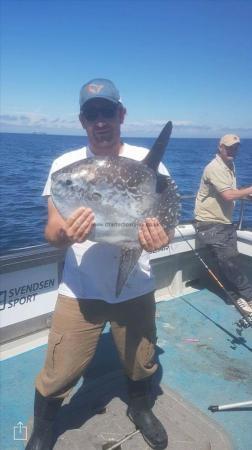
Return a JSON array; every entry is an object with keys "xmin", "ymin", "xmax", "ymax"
[{"xmin": 0, "ymin": 133, "xmax": 251, "ymax": 253}]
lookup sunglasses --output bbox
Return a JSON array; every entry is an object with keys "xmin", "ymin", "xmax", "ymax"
[
  {"xmin": 225, "ymin": 144, "xmax": 239, "ymax": 153},
  {"xmin": 82, "ymin": 105, "xmax": 118, "ymax": 122}
]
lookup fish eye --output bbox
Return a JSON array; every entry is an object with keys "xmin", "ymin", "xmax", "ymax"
[
  {"xmin": 91, "ymin": 192, "xmax": 102, "ymax": 201},
  {"xmin": 65, "ymin": 179, "xmax": 72, "ymax": 186}
]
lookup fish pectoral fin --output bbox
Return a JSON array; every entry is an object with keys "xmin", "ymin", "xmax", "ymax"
[{"xmin": 116, "ymin": 246, "xmax": 143, "ymax": 297}]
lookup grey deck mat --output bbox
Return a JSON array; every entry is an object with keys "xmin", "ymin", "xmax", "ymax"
[{"xmin": 27, "ymin": 370, "xmax": 233, "ymax": 450}]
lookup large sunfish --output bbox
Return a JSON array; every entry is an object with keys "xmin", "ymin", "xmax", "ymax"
[{"xmin": 51, "ymin": 121, "xmax": 180, "ymax": 295}]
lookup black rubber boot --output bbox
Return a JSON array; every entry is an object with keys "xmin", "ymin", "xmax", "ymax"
[
  {"xmin": 25, "ymin": 389, "xmax": 63, "ymax": 450},
  {"xmin": 127, "ymin": 378, "xmax": 168, "ymax": 450}
]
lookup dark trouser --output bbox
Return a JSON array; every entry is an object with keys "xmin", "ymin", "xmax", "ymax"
[{"xmin": 194, "ymin": 222, "xmax": 252, "ymax": 302}]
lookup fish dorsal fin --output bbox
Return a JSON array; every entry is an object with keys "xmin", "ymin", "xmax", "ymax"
[{"xmin": 143, "ymin": 121, "xmax": 173, "ymax": 171}]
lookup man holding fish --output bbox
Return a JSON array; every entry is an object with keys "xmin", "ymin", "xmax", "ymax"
[{"xmin": 26, "ymin": 79, "xmax": 179, "ymax": 450}]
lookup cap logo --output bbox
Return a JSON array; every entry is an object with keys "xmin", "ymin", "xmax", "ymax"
[{"xmin": 86, "ymin": 83, "xmax": 104, "ymax": 94}]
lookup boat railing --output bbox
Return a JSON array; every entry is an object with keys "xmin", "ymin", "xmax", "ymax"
[
  {"xmin": 236, "ymin": 197, "xmax": 252, "ymax": 230},
  {"xmin": 180, "ymin": 194, "xmax": 252, "ymax": 230}
]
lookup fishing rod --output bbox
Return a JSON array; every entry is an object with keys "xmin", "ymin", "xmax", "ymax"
[
  {"xmin": 237, "ymin": 196, "xmax": 252, "ymax": 230},
  {"xmin": 175, "ymin": 226, "xmax": 252, "ymax": 329},
  {"xmin": 104, "ymin": 429, "xmax": 140, "ymax": 449},
  {"xmin": 208, "ymin": 399, "xmax": 252, "ymax": 412}
]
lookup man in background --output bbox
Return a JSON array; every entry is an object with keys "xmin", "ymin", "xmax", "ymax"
[
  {"xmin": 194, "ymin": 134, "xmax": 252, "ymax": 319},
  {"xmin": 26, "ymin": 79, "xmax": 171, "ymax": 450}
]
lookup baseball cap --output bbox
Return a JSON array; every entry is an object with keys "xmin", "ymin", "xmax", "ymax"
[
  {"xmin": 219, "ymin": 134, "xmax": 240, "ymax": 147},
  {"xmin": 79, "ymin": 78, "xmax": 120, "ymax": 110}
]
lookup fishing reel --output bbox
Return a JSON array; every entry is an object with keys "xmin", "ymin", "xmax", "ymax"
[{"xmin": 236, "ymin": 313, "xmax": 252, "ymax": 329}]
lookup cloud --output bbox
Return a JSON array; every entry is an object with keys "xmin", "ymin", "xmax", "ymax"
[
  {"xmin": 0, "ymin": 112, "xmax": 82, "ymax": 134},
  {"xmin": 219, "ymin": 126, "xmax": 252, "ymax": 133},
  {"xmin": 1, "ymin": 113, "xmax": 251, "ymax": 137},
  {"xmin": 122, "ymin": 119, "xmax": 252, "ymax": 137},
  {"xmin": 1, "ymin": 114, "xmax": 21, "ymax": 122},
  {"xmin": 121, "ymin": 119, "xmax": 212, "ymax": 137}
]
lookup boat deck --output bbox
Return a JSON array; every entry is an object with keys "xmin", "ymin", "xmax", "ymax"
[{"xmin": 1, "ymin": 289, "xmax": 252, "ymax": 450}]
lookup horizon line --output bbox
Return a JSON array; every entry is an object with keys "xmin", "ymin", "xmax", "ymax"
[{"xmin": 1, "ymin": 131, "xmax": 252, "ymax": 139}]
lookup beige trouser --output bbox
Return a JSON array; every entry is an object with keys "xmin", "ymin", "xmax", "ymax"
[{"xmin": 36, "ymin": 292, "xmax": 158, "ymax": 398}]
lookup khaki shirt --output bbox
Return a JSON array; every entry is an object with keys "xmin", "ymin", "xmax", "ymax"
[{"xmin": 195, "ymin": 154, "xmax": 236, "ymax": 224}]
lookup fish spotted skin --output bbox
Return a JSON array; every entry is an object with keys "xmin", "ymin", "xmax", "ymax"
[
  {"xmin": 51, "ymin": 122, "xmax": 180, "ymax": 296},
  {"xmin": 51, "ymin": 157, "xmax": 179, "ymax": 245}
]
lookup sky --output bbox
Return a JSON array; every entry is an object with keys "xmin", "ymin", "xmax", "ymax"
[{"xmin": 1, "ymin": 0, "xmax": 252, "ymax": 137}]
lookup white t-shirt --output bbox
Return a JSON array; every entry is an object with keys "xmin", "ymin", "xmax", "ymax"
[{"xmin": 43, "ymin": 143, "xmax": 169, "ymax": 303}]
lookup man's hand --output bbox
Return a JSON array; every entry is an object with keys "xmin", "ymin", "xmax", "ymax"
[
  {"xmin": 138, "ymin": 218, "xmax": 171, "ymax": 252},
  {"xmin": 64, "ymin": 207, "xmax": 95, "ymax": 243}
]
